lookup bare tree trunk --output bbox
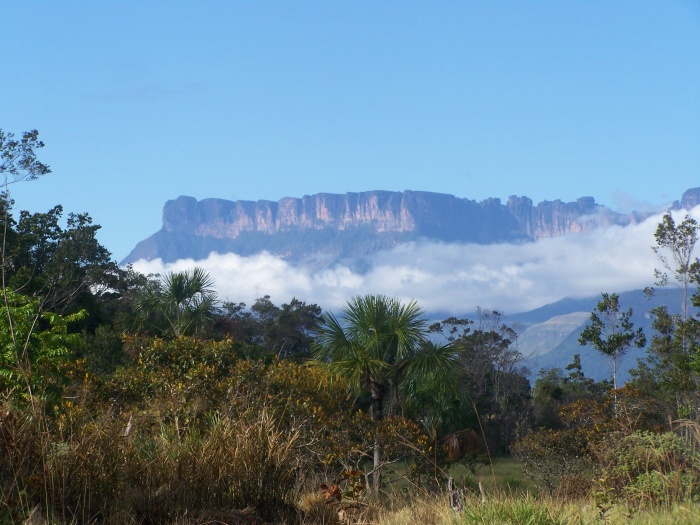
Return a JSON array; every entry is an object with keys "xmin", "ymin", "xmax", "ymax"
[
  {"xmin": 370, "ymin": 381, "xmax": 385, "ymax": 493},
  {"xmin": 373, "ymin": 437, "xmax": 382, "ymax": 493}
]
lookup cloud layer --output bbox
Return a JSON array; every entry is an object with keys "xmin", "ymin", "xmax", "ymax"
[{"xmin": 132, "ymin": 209, "xmax": 697, "ymax": 315}]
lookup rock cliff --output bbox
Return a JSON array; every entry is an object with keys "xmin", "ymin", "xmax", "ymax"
[{"xmin": 122, "ymin": 189, "xmax": 697, "ymax": 265}]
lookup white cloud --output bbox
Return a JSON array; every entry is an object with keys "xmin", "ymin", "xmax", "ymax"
[{"xmin": 131, "ymin": 208, "xmax": 700, "ymax": 315}]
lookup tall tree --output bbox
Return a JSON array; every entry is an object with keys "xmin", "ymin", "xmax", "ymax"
[
  {"xmin": 5, "ymin": 204, "xmax": 121, "ymax": 315},
  {"xmin": 313, "ymin": 295, "xmax": 455, "ymax": 491},
  {"xmin": 1, "ymin": 129, "xmax": 51, "ymax": 303},
  {"xmin": 430, "ymin": 310, "xmax": 530, "ymax": 453},
  {"xmin": 652, "ymin": 211, "xmax": 699, "ymax": 324},
  {"xmin": 1, "ymin": 130, "xmax": 127, "ymax": 326},
  {"xmin": 630, "ymin": 212, "xmax": 700, "ymax": 418},
  {"xmin": 579, "ymin": 293, "xmax": 646, "ymax": 390}
]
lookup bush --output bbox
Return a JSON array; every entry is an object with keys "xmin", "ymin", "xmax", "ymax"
[
  {"xmin": 512, "ymin": 427, "xmax": 593, "ymax": 496},
  {"xmin": 596, "ymin": 430, "xmax": 700, "ymax": 507}
]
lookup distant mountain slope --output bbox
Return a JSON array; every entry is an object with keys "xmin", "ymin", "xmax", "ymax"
[
  {"xmin": 517, "ymin": 312, "xmax": 591, "ymax": 359},
  {"xmin": 507, "ymin": 288, "xmax": 687, "ymax": 383},
  {"xmin": 122, "ymin": 189, "xmax": 665, "ymax": 264}
]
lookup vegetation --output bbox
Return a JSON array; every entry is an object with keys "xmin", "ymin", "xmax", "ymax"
[
  {"xmin": 578, "ymin": 292, "xmax": 646, "ymax": 390},
  {"xmin": 3, "ymin": 128, "xmax": 700, "ymax": 523}
]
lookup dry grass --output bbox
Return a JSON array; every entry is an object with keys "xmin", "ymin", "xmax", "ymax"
[
  {"xmin": 2, "ymin": 404, "xmax": 303, "ymax": 524},
  {"xmin": 370, "ymin": 492, "xmax": 700, "ymax": 525}
]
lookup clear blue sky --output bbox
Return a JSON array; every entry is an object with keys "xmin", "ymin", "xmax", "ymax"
[{"xmin": 2, "ymin": 1, "xmax": 699, "ymax": 262}]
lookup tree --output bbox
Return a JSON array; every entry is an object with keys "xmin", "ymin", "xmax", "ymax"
[
  {"xmin": 652, "ymin": 211, "xmax": 699, "ymax": 323},
  {"xmin": 213, "ymin": 296, "xmax": 322, "ymax": 358},
  {"xmin": 1, "ymin": 129, "xmax": 51, "ymax": 314},
  {"xmin": 1, "ymin": 128, "xmax": 51, "ymax": 302},
  {"xmin": 0, "ymin": 288, "xmax": 84, "ymax": 405},
  {"xmin": 250, "ymin": 296, "xmax": 322, "ymax": 358},
  {"xmin": 630, "ymin": 306, "xmax": 700, "ymax": 419},
  {"xmin": 430, "ymin": 310, "xmax": 530, "ymax": 454},
  {"xmin": 0, "ymin": 129, "xmax": 51, "ymax": 186},
  {"xmin": 1, "ymin": 131, "xmax": 127, "ymax": 327},
  {"xmin": 127, "ymin": 268, "xmax": 218, "ymax": 338},
  {"xmin": 579, "ymin": 293, "xmax": 646, "ymax": 390},
  {"xmin": 313, "ymin": 295, "xmax": 455, "ymax": 491},
  {"xmin": 4, "ymin": 203, "xmax": 122, "ymax": 316},
  {"xmin": 531, "ymin": 355, "xmax": 608, "ymax": 429},
  {"xmin": 629, "ymin": 212, "xmax": 700, "ymax": 419}
]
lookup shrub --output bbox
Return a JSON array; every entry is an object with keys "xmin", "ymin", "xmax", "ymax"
[
  {"xmin": 512, "ymin": 427, "xmax": 593, "ymax": 495},
  {"xmin": 596, "ymin": 430, "xmax": 700, "ymax": 507}
]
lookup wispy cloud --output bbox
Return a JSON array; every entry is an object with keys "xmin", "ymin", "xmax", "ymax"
[
  {"xmin": 611, "ymin": 190, "xmax": 675, "ymax": 214},
  {"xmin": 131, "ymin": 208, "xmax": 698, "ymax": 315}
]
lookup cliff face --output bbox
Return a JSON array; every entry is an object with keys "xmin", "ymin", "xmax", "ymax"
[
  {"xmin": 159, "ymin": 191, "xmax": 621, "ymax": 241},
  {"xmin": 123, "ymin": 188, "xmax": 689, "ymax": 265}
]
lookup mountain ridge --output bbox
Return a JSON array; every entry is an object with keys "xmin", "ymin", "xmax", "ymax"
[{"xmin": 122, "ymin": 188, "xmax": 700, "ymax": 265}]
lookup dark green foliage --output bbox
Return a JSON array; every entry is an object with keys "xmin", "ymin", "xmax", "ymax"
[
  {"xmin": 81, "ymin": 325, "xmax": 126, "ymax": 376},
  {"xmin": 314, "ymin": 295, "xmax": 454, "ymax": 491},
  {"xmin": 8, "ymin": 205, "xmax": 121, "ymax": 315},
  {"xmin": 212, "ymin": 295, "xmax": 322, "ymax": 359},
  {"xmin": 0, "ymin": 195, "xmax": 128, "ymax": 341},
  {"xmin": 314, "ymin": 294, "xmax": 436, "ymax": 423},
  {"xmin": 430, "ymin": 310, "xmax": 531, "ymax": 454},
  {"xmin": 631, "ymin": 306, "xmax": 700, "ymax": 419},
  {"xmin": 629, "ymin": 213, "xmax": 700, "ymax": 420},
  {"xmin": 532, "ymin": 355, "xmax": 608, "ymax": 429}
]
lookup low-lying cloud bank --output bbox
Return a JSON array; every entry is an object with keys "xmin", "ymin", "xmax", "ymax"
[{"xmin": 131, "ymin": 208, "xmax": 698, "ymax": 315}]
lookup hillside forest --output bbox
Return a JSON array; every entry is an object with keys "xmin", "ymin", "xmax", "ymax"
[{"xmin": 3, "ymin": 130, "xmax": 700, "ymax": 524}]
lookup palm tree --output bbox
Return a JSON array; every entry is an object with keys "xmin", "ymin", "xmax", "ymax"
[
  {"xmin": 313, "ymin": 294, "xmax": 455, "ymax": 491},
  {"xmin": 128, "ymin": 267, "xmax": 218, "ymax": 337}
]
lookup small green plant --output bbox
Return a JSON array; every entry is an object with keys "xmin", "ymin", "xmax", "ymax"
[{"xmin": 459, "ymin": 494, "xmax": 569, "ymax": 525}]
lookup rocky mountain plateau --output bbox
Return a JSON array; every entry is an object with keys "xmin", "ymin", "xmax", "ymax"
[{"xmin": 121, "ymin": 187, "xmax": 700, "ymax": 265}]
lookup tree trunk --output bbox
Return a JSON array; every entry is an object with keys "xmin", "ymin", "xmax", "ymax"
[
  {"xmin": 373, "ymin": 437, "xmax": 381, "ymax": 493},
  {"xmin": 369, "ymin": 380, "xmax": 385, "ymax": 493}
]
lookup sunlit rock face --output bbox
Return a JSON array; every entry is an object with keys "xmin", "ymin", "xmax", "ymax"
[{"xmin": 123, "ymin": 189, "xmax": 664, "ymax": 265}]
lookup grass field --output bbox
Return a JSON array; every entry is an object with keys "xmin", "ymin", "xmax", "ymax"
[
  {"xmin": 360, "ymin": 457, "xmax": 700, "ymax": 525},
  {"xmin": 450, "ymin": 456, "xmax": 536, "ymax": 494}
]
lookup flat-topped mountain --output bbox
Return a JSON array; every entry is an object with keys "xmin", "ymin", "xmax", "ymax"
[{"xmin": 122, "ymin": 188, "xmax": 699, "ymax": 265}]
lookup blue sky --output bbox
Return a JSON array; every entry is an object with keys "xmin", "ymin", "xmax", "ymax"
[{"xmin": 2, "ymin": 1, "xmax": 699, "ymax": 264}]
